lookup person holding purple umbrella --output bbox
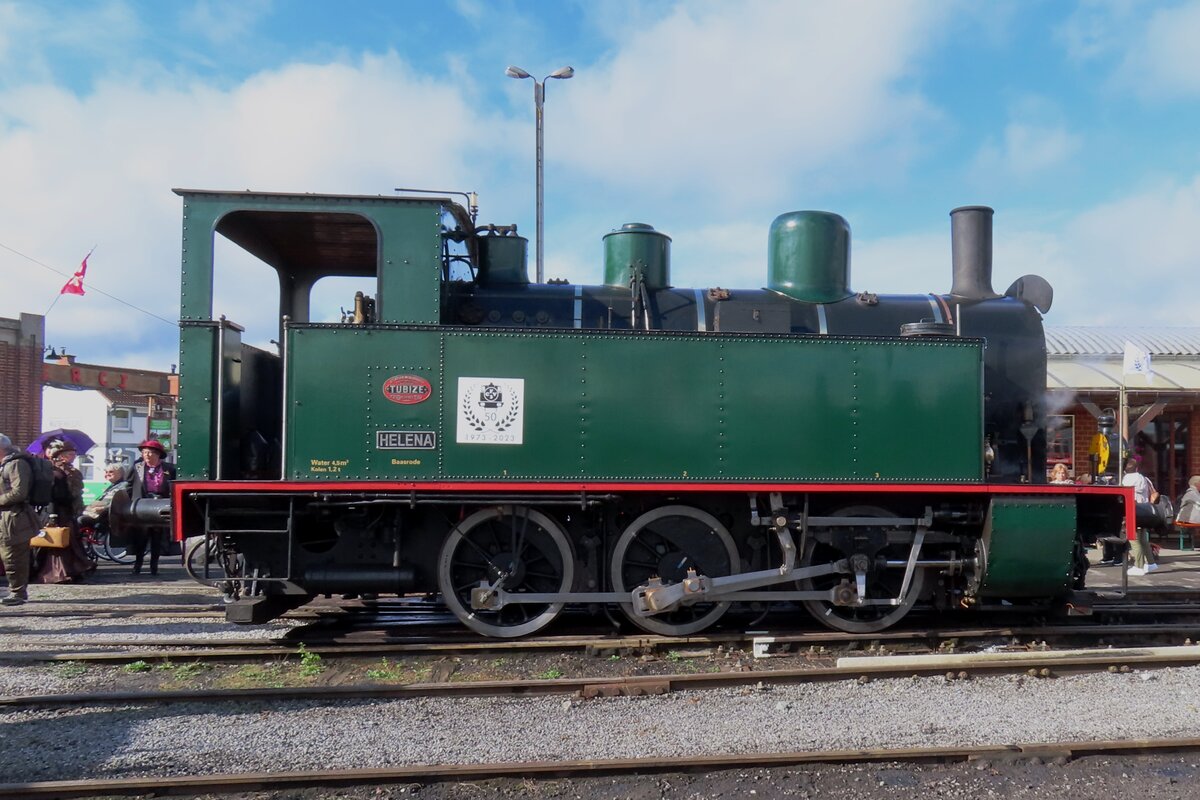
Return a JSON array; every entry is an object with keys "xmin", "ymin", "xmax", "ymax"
[
  {"xmin": 26, "ymin": 428, "xmax": 97, "ymax": 458},
  {"xmin": 31, "ymin": 439, "xmax": 95, "ymax": 584}
]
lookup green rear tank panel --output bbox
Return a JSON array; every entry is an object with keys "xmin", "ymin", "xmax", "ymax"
[
  {"xmin": 977, "ymin": 497, "xmax": 1077, "ymax": 597},
  {"xmin": 282, "ymin": 327, "xmax": 983, "ymax": 483}
]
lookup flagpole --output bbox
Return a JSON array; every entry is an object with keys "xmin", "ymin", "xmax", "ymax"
[
  {"xmin": 42, "ymin": 293, "xmax": 64, "ymax": 317},
  {"xmin": 1118, "ymin": 381, "xmax": 1126, "ymax": 483}
]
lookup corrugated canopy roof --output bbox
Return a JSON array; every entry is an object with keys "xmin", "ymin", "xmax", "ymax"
[
  {"xmin": 1046, "ymin": 360, "xmax": 1200, "ymax": 391},
  {"xmin": 1045, "ymin": 327, "xmax": 1200, "ymax": 391},
  {"xmin": 1046, "ymin": 327, "xmax": 1200, "ymax": 356}
]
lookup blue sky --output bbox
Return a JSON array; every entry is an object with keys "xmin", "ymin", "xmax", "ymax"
[{"xmin": 2, "ymin": 0, "xmax": 1199, "ymax": 368}]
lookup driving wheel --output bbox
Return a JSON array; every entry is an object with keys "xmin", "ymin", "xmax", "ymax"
[
  {"xmin": 611, "ymin": 505, "xmax": 740, "ymax": 636},
  {"xmin": 798, "ymin": 505, "xmax": 926, "ymax": 633},
  {"xmin": 438, "ymin": 505, "xmax": 574, "ymax": 638}
]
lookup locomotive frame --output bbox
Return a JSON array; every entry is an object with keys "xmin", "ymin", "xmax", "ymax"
[{"xmin": 166, "ymin": 188, "xmax": 1133, "ymax": 637}]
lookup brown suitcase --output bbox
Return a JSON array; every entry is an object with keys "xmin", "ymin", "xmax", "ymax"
[{"xmin": 30, "ymin": 526, "xmax": 70, "ymax": 549}]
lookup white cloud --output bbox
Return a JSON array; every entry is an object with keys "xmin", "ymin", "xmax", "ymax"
[
  {"xmin": 1059, "ymin": 0, "xmax": 1200, "ymax": 99},
  {"xmin": 0, "ymin": 53, "xmax": 514, "ymax": 362},
  {"xmin": 853, "ymin": 176, "xmax": 1200, "ymax": 328},
  {"xmin": 0, "ymin": 1, "xmax": 144, "ymax": 89},
  {"xmin": 855, "ymin": 231, "xmax": 949, "ymax": 297},
  {"xmin": 552, "ymin": 0, "xmax": 945, "ymax": 206},
  {"xmin": 1057, "ymin": 0, "xmax": 1142, "ymax": 61},
  {"xmin": 181, "ymin": 0, "xmax": 272, "ymax": 45},
  {"xmin": 1055, "ymin": 175, "xmax": 1200, "ymax": 324},
  {"xmin": 1113, "ymin": 0, "xmax": 1200, "ymax": 97},
  {"xmin": 451, "ymin": 0, "xmax": 487, "ymax": 26},
  {"xmin": 971, "ymin": 121, "xmax": 1081, "ymax": 182},
  {"xmin": 967, "ymin": 95, "xmax": 1081, "ymax": 186}
]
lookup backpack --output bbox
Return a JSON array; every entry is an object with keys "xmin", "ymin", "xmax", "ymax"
[{"xmin": 2, "ymin": 452, "xmax": 54, "ymax": 508}]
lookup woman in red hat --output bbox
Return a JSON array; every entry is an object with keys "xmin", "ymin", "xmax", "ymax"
[{"xmin": 128, "ymin": 439, "xmax": 176, "ymax": 575}]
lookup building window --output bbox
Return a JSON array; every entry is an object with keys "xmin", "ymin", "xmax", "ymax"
[
  {"xmin": 1047, "ymin": 415, "xmax": 1074, "ymax": 476},
  {"xmin": 1141, "ymin": 413, "xmax": 1191, "ymax": 502},
  {"xmin": 112, "ymin": 408, "xmax": 133, "ymax": 433}
]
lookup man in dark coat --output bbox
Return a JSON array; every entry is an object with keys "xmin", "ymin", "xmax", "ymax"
[
  {"xmin": 127, "ymin": 439, "xmax": 176, "ymax": 575},
  {"xmin": 0, "ymin": 433, "xmax": 39, "ymax": 605}
]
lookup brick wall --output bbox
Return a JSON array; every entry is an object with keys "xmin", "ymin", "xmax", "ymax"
[
  {"xmin": 0, "ymin": 314, "xmax": 44, "ymax": 448},
  {"xmin": 1072, "ymin": 409, "xmax": 1101, "ymax": 478}
]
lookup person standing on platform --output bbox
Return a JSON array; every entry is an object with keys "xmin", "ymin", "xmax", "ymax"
[
  {"xmin": 128, "ymin": 439, "xmax": 175, "ymax": 575},
  {"xmin": 0, "ymin": 434, "xmax": 39, "ymax": 605},
  {"xmin": 1122, "ymin": 458, "xmax": 1160, "ymax": 576},
  {"xmin": 33, "ymin": 440, "xmax": 95, "ymax": 583}
]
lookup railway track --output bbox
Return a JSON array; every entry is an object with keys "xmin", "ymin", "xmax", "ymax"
[
  {"xmin": 9, "ymin": 618, "xmax": 1200, "ymax": 664},
  {"xmin": 7, "ymin": 639, "xmax": 1200, "ymax": 799},
  {"xmin": 5, "ymin": 643, "xmax": 1200, "ymax": 708},
  {"xmin": 3, "ymin": 737, "xmax": 1200, "ymax": 799}
]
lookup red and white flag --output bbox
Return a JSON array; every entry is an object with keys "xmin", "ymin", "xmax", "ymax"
[{"xmin": 59, "ymin": 252, "xmax": 89, "ymax": 296}]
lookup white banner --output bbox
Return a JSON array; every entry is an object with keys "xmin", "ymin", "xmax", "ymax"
[{"xmin": 1122, "ymin": 341, "xmax": 1153, "ymax": 385}]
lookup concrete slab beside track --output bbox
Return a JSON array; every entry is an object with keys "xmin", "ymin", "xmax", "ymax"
[{"xmin": 1085, "ymin": 541, "xmax": 1200, "ymax": 592}]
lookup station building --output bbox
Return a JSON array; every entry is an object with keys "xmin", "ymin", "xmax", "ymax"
[{"xmin": 1045, "ymin": 327, "xmax": 1200, "ymax": 501}]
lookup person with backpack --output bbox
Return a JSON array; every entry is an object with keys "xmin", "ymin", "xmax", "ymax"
[{"xmin": 0, "ymin": 433, "xmax": 41, "ymax": 606}]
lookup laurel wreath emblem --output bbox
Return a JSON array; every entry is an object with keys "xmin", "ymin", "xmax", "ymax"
[{"xmin": 461, "ymin": 385, "xmax": 521, "ymax": 432}]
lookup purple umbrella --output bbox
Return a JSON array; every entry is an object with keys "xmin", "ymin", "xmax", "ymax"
[{"xmin": 26, "ymin": 428, "xmax": 97, "ymax": 455}]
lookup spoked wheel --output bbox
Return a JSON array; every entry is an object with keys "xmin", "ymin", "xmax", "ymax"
[
  {"xmin": 184, "ymin": 536, "xmax": 231, "ymax": 582},
  {"xmin": 611, "ymin": 505, "xmax": 740, "ymax": 636},
  {"xmin": 799, "ymin": 505, "xmax": 926, "ymax": 634},
  {"xmin": 106, "ymin": 503, "xmax": 136, "ymax": 564},
  {"xmin": 437, "ymin": 506, "xmax": 575, "ymax": 638},
  {"xmin": 79, "ymin": 529, "xmax": 99, "ymax": 562},
  {"xmin": 104, "ymin": 534, "xmax": 135, "ymax": 564}
]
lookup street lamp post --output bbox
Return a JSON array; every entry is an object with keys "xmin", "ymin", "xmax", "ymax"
[{"xmin": 506, "ymin": 65, "xmax": 574, "ymax": 284}]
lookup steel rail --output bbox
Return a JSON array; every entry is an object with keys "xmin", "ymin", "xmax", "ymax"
[
  {"xmin": 9, "ymin": 620, "xmax": 1200, "ymax": 664},
  {"xmin": 4, "ymin": 737, "xmax": 1200, "ymax": 799},
  {"xmin": 6, "ymin": 644, "xmax": 1200, "ymax": 709}
]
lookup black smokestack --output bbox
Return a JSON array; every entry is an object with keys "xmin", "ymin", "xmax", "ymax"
[{"xmin": 950, "ymin": 205, "xmax": 1000, "ymax": 300}]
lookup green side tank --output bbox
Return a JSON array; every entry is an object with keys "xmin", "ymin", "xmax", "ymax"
[
  {"xmin": 768, "ymin": 211, "xmax": 852, "ymax": 303},
  {"xmin": 603, "ymin": 223, "xmax": 671, "ymax": 289}
]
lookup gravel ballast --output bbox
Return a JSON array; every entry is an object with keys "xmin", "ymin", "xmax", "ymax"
[
  {"xmin": 6, "ymin": 560, "xmax": 1200, "ymax": 791},
  {"xmin": 2, "ymin": 666, "xmax": 1199, "ymax": 783}
]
